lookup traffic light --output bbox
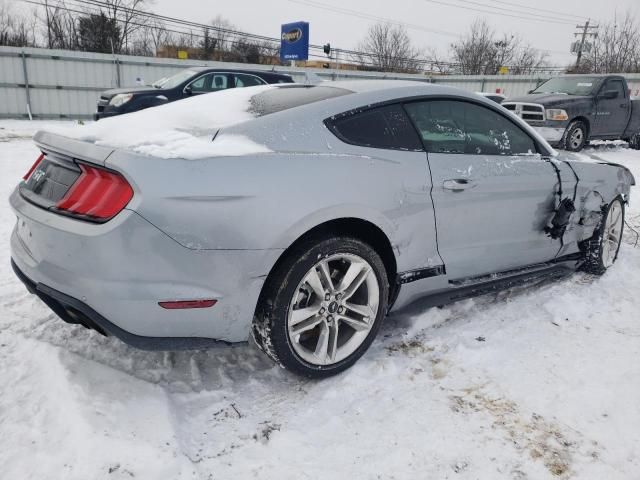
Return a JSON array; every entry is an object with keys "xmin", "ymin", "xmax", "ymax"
[{"xmin": 323, "ymin": 43, "xmax": 331, "ymax": 56}]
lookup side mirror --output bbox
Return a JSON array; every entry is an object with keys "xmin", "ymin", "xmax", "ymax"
[
  {"xmin": 599, "ymin": 89, "xmax": 618, "ymax": 100},
  {"xmin": 184, "ymin": 86, "xmax": 193, "ymax": 96}
]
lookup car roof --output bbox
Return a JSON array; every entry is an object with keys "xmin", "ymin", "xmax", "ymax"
[
  {"xmin": 324, "ymin": 79, "xmax": 431, "ymax": 93},
  {"xmin": 187, "ymin": 66, "xmax": 291, "ymax": 77},
  {"xmin": 309, "ymin": 80, "xmax": 491, "ymax": 104},
  {"xmin": 223, "ymin": 80, "xmax": 557, "ymax": 157}
]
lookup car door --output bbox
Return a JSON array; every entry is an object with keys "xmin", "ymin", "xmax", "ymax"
[
  {"xmin": 404, "ymin": 99, "xmax": 560, "ymax": 280},
  {"xmin": 594, "ymin": 78, "xmax": 631, "ymax": 136},
  {"xmin": 327, "ymin": 103, "xmax": 445, "ymax": 299}
]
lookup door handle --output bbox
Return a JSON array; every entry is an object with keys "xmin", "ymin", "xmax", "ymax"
[
  {"xmin": 620, "ymin": 103, "xmax": 629, "ymax": 108},
  {"xmin": 443, "ymin": 178, "xmax": 476, "ymax": 191}
]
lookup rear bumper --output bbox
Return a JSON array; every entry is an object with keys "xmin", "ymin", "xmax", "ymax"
[
  {"xmin": 11, "ymin": 260, "xmax": 229, "ymax": 350},
  {"xmin": 10, "ymin": 186, "xmax": 282, "ymax": 345}
]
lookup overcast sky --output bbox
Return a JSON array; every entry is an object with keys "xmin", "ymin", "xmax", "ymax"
[{"xmin": 153, "ymin": 0, "xmax": 639, "ymax": 67}]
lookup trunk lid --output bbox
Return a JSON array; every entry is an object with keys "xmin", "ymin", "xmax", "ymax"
[{"xmin": 21, "ymin": 131, "xmax": 115, "ymax": 210}]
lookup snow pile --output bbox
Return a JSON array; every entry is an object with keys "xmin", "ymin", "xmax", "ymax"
[
  {"xmin": 46, "ymin": 85, "xmax": 275, "ymax": 159},
  {"xmin": 0, "ymin": 120, "xmax": 76, "ymax": 141}
]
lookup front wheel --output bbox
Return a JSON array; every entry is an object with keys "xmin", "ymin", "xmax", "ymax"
[
  {"xmin": 252, "ymin": 236, "xmax": 389, "ymax": 378},
  {"xmin": 562, "ymin": 120, "xmax": 588, "ymax": 152},
  {"xmin": 581, "ymin": 197, "xmax": 625, "ymax": 275}
]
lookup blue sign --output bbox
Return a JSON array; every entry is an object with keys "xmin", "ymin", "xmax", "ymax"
[{"xmin": 280, "ymin": 21, "xmax": 309, "ymax": 62}]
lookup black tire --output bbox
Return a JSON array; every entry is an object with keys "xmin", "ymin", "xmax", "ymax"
[
  {"xmin": 581, "ymin": 197, "xmax": 625, "ymax": 275},
  {"xmin": 252, "ymin": 236, "xmax": 389, "ymax": 378},
  {"xmin": 562, "ymin": 120, "xmax": 588, "ymax": 152}
]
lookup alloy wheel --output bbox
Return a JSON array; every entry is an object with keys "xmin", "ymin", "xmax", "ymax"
[
  {"xmin": 287, "ymin": 253, "xmax": 380, "ymax": 366},
  {"xmin": 570, "ymin": 127, "xmax": 584, "ymax": 150},
  {"xmin": 602, "ymin": 201, "xmax": 623, "ymax": 267}
]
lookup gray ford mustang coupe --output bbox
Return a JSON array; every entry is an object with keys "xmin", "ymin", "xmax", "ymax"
[{"xmin": 10, "ymin": 81, "xmax": 635, "ymax": 377}]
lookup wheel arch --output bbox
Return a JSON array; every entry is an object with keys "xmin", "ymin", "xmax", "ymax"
[
  {"xmin": 571, "ymin": 116, "xmax": 591, "ymax": 137},
  {"xmin": 258, "ymin": 217, "xmax": 398, "ymax": 307}
]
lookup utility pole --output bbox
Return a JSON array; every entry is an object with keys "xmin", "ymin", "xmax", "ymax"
[
  {"xmin": 44, "ymin": 0, "xmax": 52, "ymax": 48},
  {"xmin": 573, "ymin": 20, "xmax": 598, "ymax": 71}
]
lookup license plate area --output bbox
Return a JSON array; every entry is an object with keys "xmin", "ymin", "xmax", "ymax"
[{"xmin": 20, "ymin": 156, "xmax": 81, "ymax": 209}]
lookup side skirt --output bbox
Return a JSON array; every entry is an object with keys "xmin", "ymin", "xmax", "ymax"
[{"xmin": 394, "ymin": 253, "xmax": 582, "ymax": 312}]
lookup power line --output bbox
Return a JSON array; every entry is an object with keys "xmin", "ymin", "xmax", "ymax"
[
  {"xmin": 288, "ymin": 0, "xmax": 460, "ymax": 38},
  {"xmin": 21, "ymin": 0, "xmax": 569, "ymax": 73},
  {"xmin": 437, "ymin": 0, "xmax": 579, "ymax": 23},
  {"xmin": 478, "ymin": 0, "xmax": 589, "ymax": 22},
  {"xmin": 289, "ymin": 0, "xmax": 574, "ymax": 57},
  {"xmin": 22, "ymin": 0, "xmax": 282, "ymax": 54},
  {"xmin": 421, "ymin": 0, "xmax": 576, "ymax": 26}
]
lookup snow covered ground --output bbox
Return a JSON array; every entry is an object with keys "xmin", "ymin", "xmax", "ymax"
[{"xmin": 1, "ymin": 120, "xmax": 639, "ymax": 480}]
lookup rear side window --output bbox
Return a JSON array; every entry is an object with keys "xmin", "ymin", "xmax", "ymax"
[
  {"xmin": 329, "ymin": 104, "xmax": 423, "ymax": 151},
  {"xmin": 404, "ymin": 100, "xmax": 537, "ymax": 155},
  {"xmin": 234, "ymin": 74, "xmax": 265, "ymax": 88}
]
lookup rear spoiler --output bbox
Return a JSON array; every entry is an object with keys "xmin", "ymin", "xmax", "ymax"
[{"xmin": 33, "ymin": 130, "xmax": 115, "ymax": 167}]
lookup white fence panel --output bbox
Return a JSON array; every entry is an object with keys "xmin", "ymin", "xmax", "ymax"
[{"xmin": 1, "ymin": 46, "xmax": 640, "ymax": 119}]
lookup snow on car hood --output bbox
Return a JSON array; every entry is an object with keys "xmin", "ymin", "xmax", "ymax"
[{"xmin": 45, "ymin": 85, "xmax": 275, "ymax": 159}]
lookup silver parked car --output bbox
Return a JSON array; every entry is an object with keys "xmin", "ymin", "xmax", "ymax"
[{"xmin": 10, "ymin": 81, "xmax": 635, "ymax": 377}]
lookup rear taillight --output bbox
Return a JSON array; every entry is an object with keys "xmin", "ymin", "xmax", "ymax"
[
  {"xmin": 23, "ymin": 153, "xmax": 45, "ymax": 181},
  {"xmin": 56, "ymin": 163, "xmax": 133, "ymax": 222}
]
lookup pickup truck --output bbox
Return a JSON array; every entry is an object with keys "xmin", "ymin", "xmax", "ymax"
[{"xmin": 503, "ymin": 74, "xmax": 640, "ymax": 152}]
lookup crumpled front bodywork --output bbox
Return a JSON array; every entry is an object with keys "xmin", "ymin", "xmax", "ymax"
[{"xmin": 558, "ymin": 152, "xmax": 634, "ymax": 250}]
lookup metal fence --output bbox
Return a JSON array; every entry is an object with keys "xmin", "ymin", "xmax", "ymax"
[{"xmin": 2, "ymin": 46, "xmax": 640, "ymax": 120}]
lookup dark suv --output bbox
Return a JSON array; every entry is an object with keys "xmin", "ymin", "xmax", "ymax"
[{"xmin": 95, "ymin": 67, "xmax": 294, "ymax": 120}]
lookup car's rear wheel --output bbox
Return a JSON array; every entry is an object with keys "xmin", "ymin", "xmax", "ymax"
[
  {"xmin": 562, "ymin": 120, "xmax": 588, "ymax": 152},
  {"xmin": 581, "ymin": 197, "xmax": 625, "ymax": 275},
  {"xmin": 252, "ymin": 236, "xmax": 389, "ymax": 378}
]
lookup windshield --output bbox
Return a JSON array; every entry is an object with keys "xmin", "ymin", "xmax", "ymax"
[
  {"xmin": 532, "ymin": 77, "xmax": 601, "ymax": 96},
  {"xmin": 152, "ymin": 77, "xmax": 168, "ymax": 88},
  {"xmin": 155, "ymin": 69, "xmax": 198, "ymax": 89}
]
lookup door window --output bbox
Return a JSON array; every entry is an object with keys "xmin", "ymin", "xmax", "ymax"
[
  {"xmin": 187, "ymin": 73, "xmax": 228, "ymax": 93},
  {"xmin": 603, "ymin": 79, "xmax": 625, "ymax": 99},
  {"xmin": 405, "ymin": 100, "xmax": 537, "ymax": 155}
]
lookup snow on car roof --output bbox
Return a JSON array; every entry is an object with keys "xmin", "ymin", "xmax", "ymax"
[{"xmin": 45, "ymin": 85, "xmax": 276, "ymax": 159}]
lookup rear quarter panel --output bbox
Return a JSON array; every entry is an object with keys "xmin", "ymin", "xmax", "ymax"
[{"xmin": 106, "ymin": 144, "xmax": 440, "ymax": 275}]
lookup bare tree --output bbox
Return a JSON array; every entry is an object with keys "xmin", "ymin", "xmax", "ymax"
[
  {"xmin": 354, "ymin": 23, "xmax": 422, "ymax": 73},
  {"xmin": 41, "ymin": 0, "xmax": 151, "ymax": 53},
  {"xmin": 0, "ymin": 0, "xmax": 39, "ymax": 47},
  {"xmin": 578, "ymin": 11, "xmax": 640, "ymax": 73},
  {"xmin": 449, "ymin": 19, "xmax": 548, "ymax": 74},
  {"xmin": 208, "ymin": 14, "xmax": 235, "ymax": 60},
  {"xmin": 508, "ymin": 40, "xmax": 549, "ymax": 74},
  {"xmin": 77, "ymin": 12, "xmax": 120, "ymax": 53},
  {"xmin": 99, "ymin": 0, "xmax": 150, "ymax": 52},
  {"xmin": 424, "ymin": 47, "xmax": 453, "ymax": 74},
  {"xmin": 133, "ymin": 18, "xmax": 170, "ymax": 56},
  {"xmin": 450, "ymin": 20, "xmax": 496, "ymax": 74},
  {"xmin": 39, "ymin": 2, "xmax": 79, "ymax": 50}
]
